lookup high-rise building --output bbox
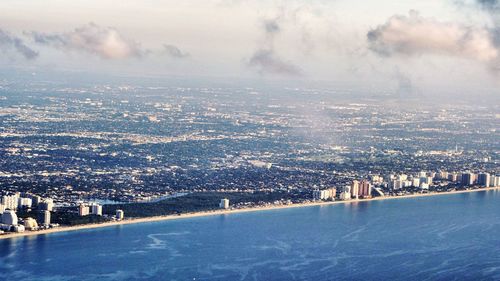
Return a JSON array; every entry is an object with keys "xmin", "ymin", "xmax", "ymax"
[
  {"xmin": 90, "ymin": 204, "xmax": 103, "ymax": 216},
  {"xmin": 427, "ymin": 176, "xmax": 433, "ymax": 185},
  {"xmin": 369, "ymin": 175, "xmax": 383, "ymax": 184},
  {"xmin": 437, "ymin": 171, "xmax": 448, "ymax": 180},
  {"xmin": 313, "ymin": 188, "xmax": 336, "ymax": 201},
  {"xmin": 79, "ymin": 204, "xmax": 90, "ymax": 216},
  {"xmin": 31, "ymin": 195, "xmax": 42, "ymax": 207},
  {"xmin": 385, "ymin": 174, "xmax": 395, "ymax": 182},
  {"xmin": 18, "ymin": 197, "xmax": 32, "ymax": 209},
  {"xmin": 351, "ymin": 180, "xmax": 359, "ymax": 199},
  {"xmin": 391, "ymin": 180, "xmax": 404, "ymax": 190},
  {"xmin": 312, "ymin": 190, "xmax": 321, "ymax": 200},
  {"xmin": 116, "ymin": 209, "xmax": 124, "ymax": 220},
  {"xmin": 461, "ymin": 172, "xmax": 474, "ymax": 186},
  {"xmin": 219, "ymin": 199, "xmax": 230, "ymax": 209},
  {"xmin": 398, "ymin": 174, "xmax": 408, "ymax": 181},
  {"xmin": 339, "ymin": 186, "xmax": 352, "ymax": 200},
  {"xmin": 448, "ymin": 173, "xmax": 458, "ymax": 182},
  {"xmin": 359, "ymin": 180, "xmax": 372, "ymax": 198},
  {"xmin": 492, "ymin": 176, "xmax": 500, "ymax": 187},
  {"xmin": 412, "ymin": 178, "xmax": 420, "ymax": 187},
  {"xmin": 477, "ymin": 173, "xmax": 491, "ymax": 187},
  {"xmin": 39, "ymin": 199, "xmax": 54, "ymax": 211},
  {"xmin": 1, "ymin": 210, "xmax": 18, "ymax": 225},
  {"xmin": 41, "ymin": 210, "xmax": 51, "ymax": 226},
  {"xmin": 1, "ymin": 194, "xmax": 19, "ymax": 211}
]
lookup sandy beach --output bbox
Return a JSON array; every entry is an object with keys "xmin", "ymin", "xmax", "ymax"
[{"xmin": 1, "ymin": 186, "xmax": 499, "ymax": 240}]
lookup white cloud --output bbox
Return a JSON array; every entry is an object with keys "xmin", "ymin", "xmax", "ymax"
[
  {"xmin": 30, "ymin": 23, "xmax": 146, "ymax": 59},
  {"xmin": 367, "ymin": 11, "xmax": 499, "ymax": 62}
]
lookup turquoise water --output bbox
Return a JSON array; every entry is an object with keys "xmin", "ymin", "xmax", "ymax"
[{"xmin": 1, "ymin": 191, "xmax": 499, "ymax": 280}]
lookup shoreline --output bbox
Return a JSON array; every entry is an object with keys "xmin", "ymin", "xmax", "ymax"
[{"xmin": 1, "ymin": 186, "xmax": 499, "ymax": 240}]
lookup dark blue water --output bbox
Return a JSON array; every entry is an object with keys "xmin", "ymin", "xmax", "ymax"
[{"xmin": 1, "ymin": 190, "xmax": 499, "ymax": 281}]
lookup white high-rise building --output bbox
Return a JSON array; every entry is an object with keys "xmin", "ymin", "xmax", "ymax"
[
  {"xmin": 18, "ymin": 197, "xmax": 33, "ymax": 209},
  {"xmin": 2, "ymin": 194, "xmax": 19, "ymax": 210},
  {"xmin": 391, "ymin": 180, "xmax": 404, "ymax": 190},
  {"xmin": 219, "ymin": 198, "xmax": 230, "ymax": 209},
  {"xmin": 90, "ymin": 204, "xmax": 103, "ymax": 216},
  {"xmin": 369, "ymin": 175, "xmax": 383, "ymax": 184},
  {"xmin": 412, "ymin": 178, "xmax": 420, "ymax": 187},
  {"xmin": 313, "ymin": 188, "xmax": 336, "ymax": 201},
  {"xmin": 493, "ymin": 176, "xmax": 500, "ymax": 187}
]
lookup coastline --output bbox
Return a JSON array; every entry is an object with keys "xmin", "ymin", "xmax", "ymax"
[{"xmin": 1, "ymin": 186, "xmax": 499, "ymax": 240}]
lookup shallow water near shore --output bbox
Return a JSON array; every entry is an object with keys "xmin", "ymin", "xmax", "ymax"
[{"xmin": 1, "ymin": 190, "xmax": 500, "ymax": 280}]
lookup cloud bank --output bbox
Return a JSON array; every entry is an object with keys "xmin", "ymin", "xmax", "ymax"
[
  {"xmin": 29, "ymin": 23, "xmax": 146, "ymax": 59},
  {"xmin": 0, "ymin": 29, "xmax": 38, "ymax": 59},
  {"xmin": 367, "ymin": 11, "xmax": 499, "ymax": 62}
]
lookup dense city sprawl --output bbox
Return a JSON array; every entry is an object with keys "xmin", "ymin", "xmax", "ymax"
[{"xmin": 0, "ymin": 83, "xmax": 498, "ymax": 234}]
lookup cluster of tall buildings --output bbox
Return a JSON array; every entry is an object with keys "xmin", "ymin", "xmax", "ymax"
[
  {"xmin": 0, "ymin": 209, "xmax": 52, "ymax": 233},
  {"xmin": 313, "ymin": 180, "xmax": 374, "ymax": 202},
  {"xmin": 312, "ymin": 188, "xmax": 336, "ymax": 201},
  {"xmin": 78, "ymin": 202, "xmax": 124, "ymax": 221},
  {"xmin": 312, "ymin": 170, "xmax": 499, "ymax": 202},
  {"xmin": 338, "ymin": 180, "xmax": 373, "ymax": 200},
  {"xmin": 78, "ymin": 203, "xmax": 103, "ymax": 216},
  {"xmin": 385, "ymin": 171, "xmax": 499, "ymax": 190},
  {"xmin": 0, "ymin": 192, "xmax": 55, "ymax": 233},
  {"xmin": 388, "ymin": 173, "xmax": 433, "ymax": 190},
  {"xmin": 461, "ymin": 172, "xmax": 499, "ymax": 187},
  {"xmin": 0, "ymin": 193, "xmax": 53, "ymax": 212}
]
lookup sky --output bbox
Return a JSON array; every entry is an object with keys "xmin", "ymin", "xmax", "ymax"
[{"xmin": 0, "ymin": 0, "xmax": 500, "ymax": 99}]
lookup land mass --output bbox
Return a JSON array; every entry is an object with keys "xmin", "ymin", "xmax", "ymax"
[{"xmin": 1, "ymin": 187, "xmax": 498, "ymax": 240}]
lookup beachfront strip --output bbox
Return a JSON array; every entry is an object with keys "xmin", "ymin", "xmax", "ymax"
[{"xmin": 1, "ymin": 170, "xmax": 499, "ymax": 238}]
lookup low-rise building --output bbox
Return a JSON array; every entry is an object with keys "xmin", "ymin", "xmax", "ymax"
[{"xmin": 116, "ymin": 209, "xmax": 124, "ymax": 220}]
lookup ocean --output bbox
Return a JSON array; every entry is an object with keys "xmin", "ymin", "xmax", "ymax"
[{"xmin": 1, "ymin": 190, "xmax": 499, "ymax": 280}]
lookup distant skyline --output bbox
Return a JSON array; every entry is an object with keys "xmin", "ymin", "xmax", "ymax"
[{"xmin": 1, "ymin": 0, "xmax": 500, "ymax": 99}]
